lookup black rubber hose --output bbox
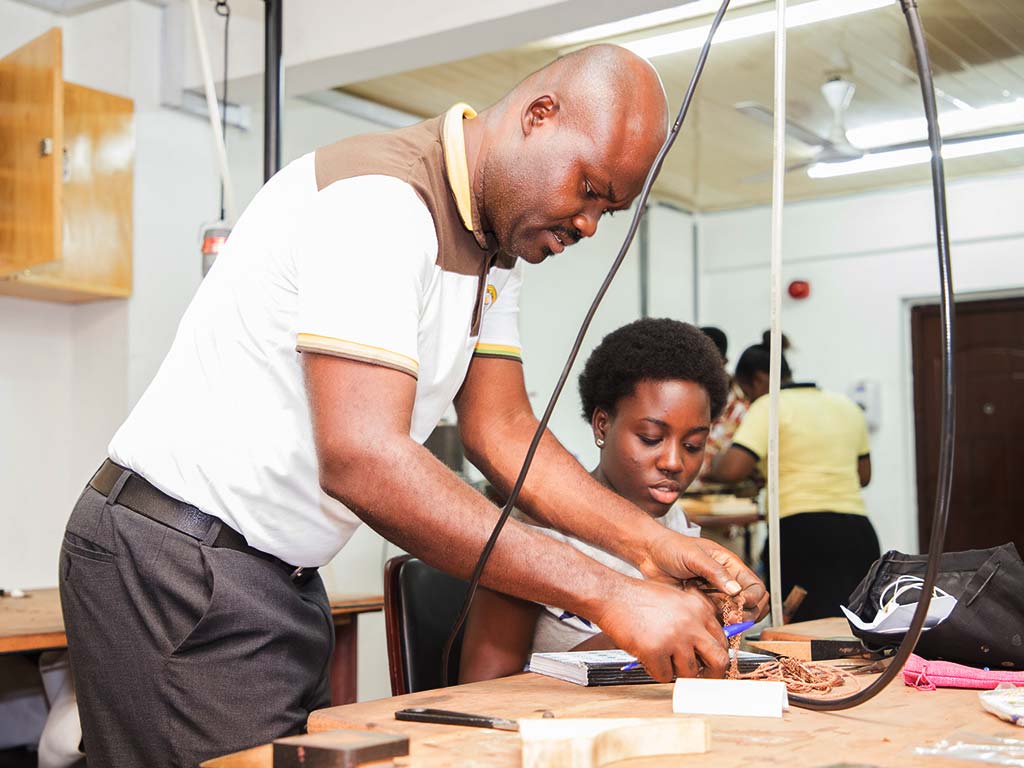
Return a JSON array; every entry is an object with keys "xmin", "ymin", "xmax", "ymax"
[
  {"xmin": 442, "ymin": 0, "xmax": 957, "ymax": 703},
  {"xmin": 440, "ymin": 0, "xmax": 734, "ymax": 685},
  {"xmin": 790, "ymin": 0, "xmax": 956, "ymax": 710}
]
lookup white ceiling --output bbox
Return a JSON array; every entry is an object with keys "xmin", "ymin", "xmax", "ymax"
[{"xmin": 341, "ymin": 0, "xmax": 1024, "ymax": 211}]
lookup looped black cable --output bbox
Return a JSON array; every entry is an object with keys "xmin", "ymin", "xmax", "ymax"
[
  {"xmin": 789, "ymin": 0, "xmax": 955, "ymax": 710},
  {"xmin": 441, "ymin": 0, "xmax": 956, "ymax": 712},
  {"xmin": 440, "ymin": 0, "xmax": 735, "ymax": 687}
]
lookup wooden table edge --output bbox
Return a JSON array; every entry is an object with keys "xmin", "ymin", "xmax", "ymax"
[{"xmin": 0, "ymin": 632, "xmax": 67, "ymax": 654}]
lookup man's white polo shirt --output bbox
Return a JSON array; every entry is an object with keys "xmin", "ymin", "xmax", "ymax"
[{"xmin": 109, "ymin": 105, "xmax": 522, "ymax": 566}]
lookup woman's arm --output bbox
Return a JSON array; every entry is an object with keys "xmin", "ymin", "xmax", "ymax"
[
  {"xmin": 570, "ymin": 632, "xmax": 617, "ymax": 651},
  {"xmin": 459, "ymin": 587, "xmax": 543, "ymax": 683},
  {"xmin": 705, "ymin": 444, "xmax": 758, "ymax": 485},
  {"xmin": 459, "ymin": 585, "xmax": 619, "ymax": 684},
  {"xmin": 858, "ymin": 455, "xmax": 872, "ymax": 487}
]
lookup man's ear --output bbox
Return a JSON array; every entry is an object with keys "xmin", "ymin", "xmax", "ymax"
[{"xmin": 522, "ymin": 95, "xmax": 559, "ymax": 136}]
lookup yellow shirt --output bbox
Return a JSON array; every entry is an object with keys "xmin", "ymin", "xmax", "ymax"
[{"xmin": 731, "ymin": 384, "xmax": 869, "ymax": 518}]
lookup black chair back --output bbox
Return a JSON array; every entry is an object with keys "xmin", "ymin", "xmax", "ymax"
[{"xmin": 384, "ymin": 555, "xmax": 469, "ymax": 695}]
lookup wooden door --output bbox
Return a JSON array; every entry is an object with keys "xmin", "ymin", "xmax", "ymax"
[
  {"xmin": 0, "ymin": 28, "xmax": 63, "ymax": 276},
  {"xmin": 912, "ymin": 297, "xmax": 1024, "ymax": 558}
]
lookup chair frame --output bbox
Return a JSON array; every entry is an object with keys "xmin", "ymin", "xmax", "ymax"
[{"xmin": 383, "ymin": 553, "xmax": 413, "ymax": 696}]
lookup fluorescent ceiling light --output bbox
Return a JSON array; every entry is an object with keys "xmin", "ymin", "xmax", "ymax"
[
  {"xmin": 847, "ymin": 99, "xmax": 1024, "ymax": 148},
  {"xmin": 538, "ymin": 0, "xmax": 764, "ymax": 48},
  {"xmin": 622, "ymin": 0, "xmax": 891, "ymax": 59},
  {"xmin": 807, "ymin": 132, "xmax": 1024, "ymax": 178}
]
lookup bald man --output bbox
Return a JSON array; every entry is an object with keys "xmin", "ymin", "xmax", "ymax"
[{"xmin": 59, "ymin": 44, "xmax": 766, "ymax": 767}]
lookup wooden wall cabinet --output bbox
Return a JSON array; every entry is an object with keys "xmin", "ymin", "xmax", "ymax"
[{"xmin": 0, "ymin": 28, "xmax": 133, "ymax": 303}]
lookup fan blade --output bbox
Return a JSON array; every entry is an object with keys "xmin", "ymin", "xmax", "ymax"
[
  {"xmin": 867, "ymin": 127, "xmax": 1024, "ymax": 155},
  {"xmin": 735, "ymin": 101, "xmax": 836, "ymax": 150},
  {"xmin": 740, "ymin": 159, "xmax": 816, "ymax": 184}
]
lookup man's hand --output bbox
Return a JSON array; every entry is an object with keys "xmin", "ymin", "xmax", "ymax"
[
  {"xmin": 595, "ymin": 580, "xmax": 728, "ymax": 682},
  {"xmin": 638, "ymin": 531, "xmax": 769, "ymax": 622}
]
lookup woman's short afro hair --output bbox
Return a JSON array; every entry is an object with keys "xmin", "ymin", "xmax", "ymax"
[{"xmin": 578, "ymin": 318, "xmax": 729, "ymax": 422}]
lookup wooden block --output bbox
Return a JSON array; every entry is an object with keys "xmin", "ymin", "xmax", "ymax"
[
  {"xmin": 520, "ymin": 717, "xmax": 708, "ymax": 768},
  {"xmin": 673, "ymin": 679, "xmax": 788, "ymax": 718},
  {"xmin": 781, "ymin": 586, "xmax": 808, "ymax": 623},
  {"xmin": 747, "ymin": 638, "xmax": 877, "ymax": 661},
  {"xmin": 273, "ymin": 729, "xmax": 408, "ymax": 768},
  {"xmin": 746, "ymin": 640, "xmax": 813, "ymax": 661}
]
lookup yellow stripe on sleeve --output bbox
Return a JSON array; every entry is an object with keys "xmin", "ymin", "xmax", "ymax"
[
  {"xmin": 296, "ymin": 333, "xmax": 419, "ymax": 379},
  {"xmin": 473, "ymin": 342, "xmax": 522, "ymax": 361}
]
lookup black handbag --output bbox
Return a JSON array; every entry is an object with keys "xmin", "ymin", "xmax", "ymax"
[{"xmin": 844, "ymin": 543, "xmax": 1024, "ymax": 670}]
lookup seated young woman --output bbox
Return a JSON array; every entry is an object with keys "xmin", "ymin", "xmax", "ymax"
[{"xmin": 459, "ymin": 318, "xmax": 731, "ymax": 683}]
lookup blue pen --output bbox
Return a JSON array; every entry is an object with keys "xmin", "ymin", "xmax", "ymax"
[
  {"xmin": 620, "ymin": 621, "xmax": 755, "ymax": 671},
  {"xmin": 724, "ymin": 620, "xmax": 755, "ymax": 638}
]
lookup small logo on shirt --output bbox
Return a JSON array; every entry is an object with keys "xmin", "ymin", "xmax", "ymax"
[{"xmin": 483, "ymin": 284, "xmax": 498, "ymax": 309}]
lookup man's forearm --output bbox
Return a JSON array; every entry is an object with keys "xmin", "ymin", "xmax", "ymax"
[{"xmin": 319, "ymin": 435, "xmax": 630, "ymax": 622}]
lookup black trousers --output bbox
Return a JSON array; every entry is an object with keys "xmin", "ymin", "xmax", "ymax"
[
  {"xmin": 762, "ymin": 512, "xmax": 881, "ymax": 623},
  {"xmin": 59, "ymin": 473, "xmax": 333, "ymax": 768}
]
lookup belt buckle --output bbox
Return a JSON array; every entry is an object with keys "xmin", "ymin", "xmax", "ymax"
[{"xmin": 290, "ymin": 566, "xmax": 305, "ymax": 581}]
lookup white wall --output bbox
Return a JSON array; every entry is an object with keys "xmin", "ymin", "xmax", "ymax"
[
  {"xmin": 648, "ymin": 203, "xmax": 697, "ymax": 321},
  {"xmin": 697, "ymin": 171, "xmax": 1024, "ymax": 556},
  {"xmin": 0, "ymin": 0, "xmax": 220, "ymax": 592},
  {"xmin": 226, "ymin": 99, "xmax": 390, "ymax": 212}
]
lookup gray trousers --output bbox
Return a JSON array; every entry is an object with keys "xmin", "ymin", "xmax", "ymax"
[{"xmin": 59, "ymin": 476, "xmax": 334, "ymax": 768}]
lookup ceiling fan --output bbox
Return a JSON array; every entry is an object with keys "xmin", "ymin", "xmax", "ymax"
[{"xmin": 735, "ymin": 75, "xmax": 1020, "ymax": 181}]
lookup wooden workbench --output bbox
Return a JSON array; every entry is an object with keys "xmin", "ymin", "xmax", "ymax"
[
  {"xmin": 0, "ymin": 588, "xmax": 383, "ymax": 705},
  {"xmin": 0, "ymin": 588, "xmax": 65, "ymax": 653},
  {"xmin": 760, "ymin": 616, "xmax": 853, "ymax": 641},
  {"xmin": 302, "ymin": 671, "xmax": 1016, "ymax": 767},
  {"xmin": 326, "ymin": 594, "xmax": 387, "ymax": 704}
]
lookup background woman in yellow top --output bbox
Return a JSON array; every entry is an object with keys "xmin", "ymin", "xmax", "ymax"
[{"xmin": 708, "ymin": 332, "xmax": 879, "ymax": 622}]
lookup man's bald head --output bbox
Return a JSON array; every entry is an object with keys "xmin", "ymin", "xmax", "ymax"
[
  {"xmin": 470, "ymin": 45, "xmax": 669, "ymax": 264},
  {"xmin": 510, "ymin": 44, "xmax": 669, "ymax": 145}
]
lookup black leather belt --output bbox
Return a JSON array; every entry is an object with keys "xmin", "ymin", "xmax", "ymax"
[{"xmin": 89, "ymin": 459, "xmax": 314, "ymax": 583}]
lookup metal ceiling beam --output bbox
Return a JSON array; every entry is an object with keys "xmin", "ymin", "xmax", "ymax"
[{"xmin": 12, "ymin": 0, "xmax": 165, "ymax": 14}]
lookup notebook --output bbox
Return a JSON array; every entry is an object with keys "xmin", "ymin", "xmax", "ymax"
[{"xmin": 527, "ymin": 649, "xmax": 776, "ymax": 686}]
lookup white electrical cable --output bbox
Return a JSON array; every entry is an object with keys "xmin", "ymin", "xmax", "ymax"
[
  {"xmin": 187, "ymin": 0, "xmax": 238, "ymax": 225},
  {"xmin": 766, "ymin": 0, "xmax": 786, "ymax": 628}
]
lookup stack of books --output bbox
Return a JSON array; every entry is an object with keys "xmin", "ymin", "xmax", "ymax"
[{"xmin": 528, "ymin": 649, "xmax": 776, "ymax": 686}]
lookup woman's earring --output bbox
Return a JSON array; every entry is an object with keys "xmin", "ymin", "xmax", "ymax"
[{"xmin": 595, "ymin": 437, "xmax": 605, "ymax": 447}]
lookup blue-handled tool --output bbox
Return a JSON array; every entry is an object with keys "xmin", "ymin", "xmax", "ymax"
[
  {"xmin": 620, "ymin": 621, "xmax": 756, "ymax": 671},
  {"xmin": 724, "ymin": 620, "xmax": 755, "ymax": 638}
]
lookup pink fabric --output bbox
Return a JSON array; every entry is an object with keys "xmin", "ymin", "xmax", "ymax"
[{"xmin": 903, "ymin": 653, "xmax": 1024, "ymax": 691}]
